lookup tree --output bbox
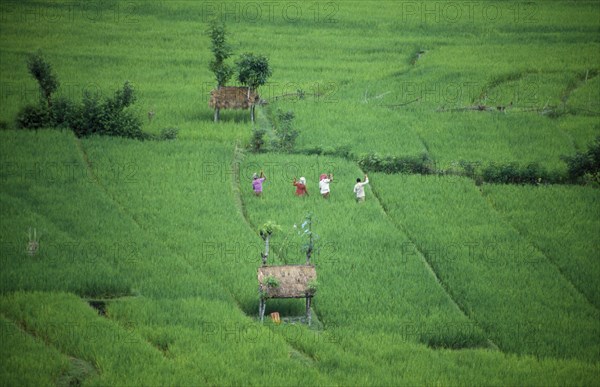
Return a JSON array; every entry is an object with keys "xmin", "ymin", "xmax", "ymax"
[
  {"xmin": 207, "ymin": 20, "xmax": 234, "ymax": 122},
  {"xmin": 236, "ymin": 53, "xmax": 272, "ymax": 122},
  {"xmin": 27, "ymin": 50, "xmax": 59, "ymax": 107},
  {"xmin": 208, "ymin": 20, "xmax": 233, "ymax": 88},
  {"xmin": 236, "ymin": 53, "xmax": 272, "ymax": 90}
]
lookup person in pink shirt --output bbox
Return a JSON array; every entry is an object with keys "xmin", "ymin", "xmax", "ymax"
[{"xmin": 252, "ymin": 170, "xmax": 266, "ymax": 196}]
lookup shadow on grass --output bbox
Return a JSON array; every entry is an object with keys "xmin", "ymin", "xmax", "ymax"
[
  {"xmin": 56, "ymin": 357, "xmax": 98, "ymax": 387},
  {"xmin": 194, "ymin": 109, "xmax": 253, "ymax": 124}
]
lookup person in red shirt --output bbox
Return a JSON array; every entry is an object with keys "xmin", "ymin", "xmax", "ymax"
[{"xmin": 292, "ymin": 177, "xmax": 309, "ymax": 196}]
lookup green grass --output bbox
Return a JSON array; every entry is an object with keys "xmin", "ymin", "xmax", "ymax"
[
  {"xmin": 0, "ymin": 313, "xmax": 71, "ymax": 386},
  {"xmin": 374, "ymin": 173, "xmax": 600, "ymax": 362},
  {"xmin": 482, "ymin": 184, "xmax": 600, "ymax": 309},
  {"xmin": 240, "ymin": 153, "xmax": 488, "ymax": 346},
  {"xmin": 1, "ymin": 0, "xmax": 600, "ymax": 385}
]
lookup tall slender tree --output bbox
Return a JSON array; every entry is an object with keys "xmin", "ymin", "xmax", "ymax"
[
  {"xmin": 208, "ymin": 20, "xmax": 233, "ymax": 88},
  {"xmin": 27, "ymin": 50, "xmax": 59, "ymax": 108},
  {"xmin": 208, "ymin": 20, "xmax": 234, "ymax": 121}
]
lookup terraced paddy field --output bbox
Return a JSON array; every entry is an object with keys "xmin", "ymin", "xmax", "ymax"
[{"xmin": 1, "ymin": 1, "xmax": 599, "ymax": 385}]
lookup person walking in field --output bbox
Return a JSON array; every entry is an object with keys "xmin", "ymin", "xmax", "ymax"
[
  {"xmin": 319, "ymin": 173, "xmax": 333, "ymax": 199},
  {"xmin": 293, "ymin": 177, "xmax": 309, "ymax": 196},
  {"xmin": 354, "ymin": 174, "xmax": 369, "ymax": 202},
  {"xmin": 252, "ymin": 170, "xmax": 266, "ymax": 197}
]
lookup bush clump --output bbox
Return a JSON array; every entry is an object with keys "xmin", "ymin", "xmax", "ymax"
[
  {"xmin": 271, "ymin": 109, "xmax": 298, "ymax": 152},
  {"xmin": 15, "ymin": 51, "xmax": 156, "ymax": 140},
  {"xmin": 358, "ymin": 153, "xmax": 434, "ymax": 174},
  {"xmin": 18, "ymin": 81, "xmax": 148, "ymax": 140},
  {"xmin": 561, "ymin": 136, "xmax": 600, "ymax": 184},
  {"xmin": 16, "ymin": 104, "xmax": 50, "ymax": 130},
  {"xmin": 156, "ymin": 127, "xmax": 179, "ymax": 141},
  {"xmin": 481, "ymin": 162, "xmax": 561, "ymax": 185},
  {"xmin": 250, "ymin": 127, "xmax": 266, "ymax": 152}
]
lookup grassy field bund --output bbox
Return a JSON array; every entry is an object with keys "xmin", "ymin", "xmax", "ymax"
[{"xmin": 1, "ymin": 1, "xmax": 599, "ymax": 385}]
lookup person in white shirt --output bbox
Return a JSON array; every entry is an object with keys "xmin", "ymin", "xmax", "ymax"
[
  {"xmin": 319, "ymin": 173, "xmax": 333, "ymax": 199},
  {"xmin": 354, "ymin": 174, "xmax": 369, "ymax": 202}
]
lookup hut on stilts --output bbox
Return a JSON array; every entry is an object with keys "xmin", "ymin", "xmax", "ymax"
[
  {"xmin": 209, "ymin": 86, "xmax": 261, "ymax": 122},
  {"xmin": 258, "ymin": 264, "xmax": 317, "ymax": 325}
]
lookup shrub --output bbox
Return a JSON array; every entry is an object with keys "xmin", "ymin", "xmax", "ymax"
[
  {"xmin": 15, "ymin": 98, "xmax": 76, "ymax": 131},
  {"xmin": 358, "ymin": 153, "xmax": 434, "ymax": 174},
  {"xmin": 562, "ymin": 136, "xmax": 600, "ymax": 183},
  {"xmin": 481, "ymin": 162, "xmax": 558, "ymax": 185},
  {"xmin": 16, "ymin": 103, "xmax": 50, "ymax": 129},
  {"xmin": 250, "ymin": 127, "xmax": 266, "ymax": 152},
  {"xmin": 157, "ymin": 127, "xmax": 179, "ymax": 140},
  {"xmin": 300, "ymin": 145, "xmax": 352, "ymax": 158},
  {"xmin": 69, "ymin": 91, "xmax": 103, "ymax": 137},
  {"xmin": 55, "ymin": 82, "xmax": 147, "ymax": 140},
  {"xmin": 301, "ymin": 146, "xmax": 324, "ymax": 156},
  {"xmin": 96, "ymin": 81, "xmax": 145, "ymax": 139},
  {"xmin": 459, "ymin": 160, "xmax": 480, "ymax": 178},
  {"xmin": 49, "ymin": 96, "xmax": 77, "ymax": 129},
  {"xmin": 16, "ymin": 53, "xmax": 153, "ymax": 140},
  {"xmin": 102, "ymin": 109, "xmax": 146, "ymax": 139},
  {"xmin": 271, "ymin": 109, "xmax": 298, "ymax": 152}
]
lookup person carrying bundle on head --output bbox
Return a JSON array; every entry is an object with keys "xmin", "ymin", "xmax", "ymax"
[
  {"xmin": 319, "ymin": 173, "xmax": 333, "ymax": 199},
  {"xmin": 354, "ymin": 174, "xmax": 369, "ymax": 202},
  {"xmin": 293, "ymin": 177, "xmax": 309, "ymax": 196},
  {"xmin": 252, "ymin": 170, "xmax": 266, "ymax": 197}
]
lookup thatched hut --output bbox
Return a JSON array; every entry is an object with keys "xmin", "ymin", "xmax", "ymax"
[
  {"xmin": 258, "ymin": 265, "xmax": 317, "ymax": 324},
  {"xmin": 209, "ymin": 86, "xmax": 260, "ymax": 122}
]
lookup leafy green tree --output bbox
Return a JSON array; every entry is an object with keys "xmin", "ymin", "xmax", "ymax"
[
  {"xmin": 207, "ymin": 20, "xmax": 233, "ymax": 88},
  {"xmin": 236, "ymin": 53, "xmax": 272, "ymax": 91},
  {"xmin": 236, "ymin": 53, "xmax": 272, "ymax": 123}
]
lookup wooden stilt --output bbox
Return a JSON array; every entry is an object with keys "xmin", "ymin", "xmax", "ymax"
[
  {"xmin": 306, "ymin": 296, "xmax": 312, "ymax": 326},
  {"xmin": 259, "ymin": 298, "xmax": 265, "ymax": 322}
]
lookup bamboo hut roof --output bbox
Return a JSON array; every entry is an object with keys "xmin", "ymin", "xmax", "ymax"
[
  {"xmin": 258, "ymin": 265, "xmax": 316, "ymax": 299},
  {"xmin": 209, "ymin": 86, "xmax": 259, "ymax": 109}
]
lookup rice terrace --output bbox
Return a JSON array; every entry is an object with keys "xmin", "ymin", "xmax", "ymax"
[{"xmin": 1, "ymin": 1, "xmax": 600, "ymax": 386}]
